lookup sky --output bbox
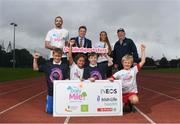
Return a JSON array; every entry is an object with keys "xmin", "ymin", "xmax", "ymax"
[{"xmin": 0, "ymin": 0, "xmax": 180, "ymax": 60}]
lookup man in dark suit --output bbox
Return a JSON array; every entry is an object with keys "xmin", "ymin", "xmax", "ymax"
[
  {"xmin": 74, "ymin": 26, "xmax": 92, "ymax": 48},
  {"xmin": 72, "ymin": 26, "xmax": 92, "ymax": 66}
]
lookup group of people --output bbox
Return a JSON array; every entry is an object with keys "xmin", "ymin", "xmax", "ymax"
[{"xmin": 33, "ymin": 16, "xmax": 146, "ymax": 114}]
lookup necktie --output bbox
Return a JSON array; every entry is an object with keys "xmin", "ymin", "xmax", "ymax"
[{"xmin": 80, "ymin": 38, "xmax": 83, "ymax": 47}]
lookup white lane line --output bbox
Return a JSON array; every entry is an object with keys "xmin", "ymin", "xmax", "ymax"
[
  {"xmin": 140, "ymin": 86, "xmax": 180, "ymax": 102},
  {"xmin": 63, "ymin": 108, "xmax": 155, "ymax": 124},
  {"xmin": 0, "ymin": 90, "xmax": 46, "ymax": 115},
  {"xmin": 134, "ymin": 106, "xmax": 156, "ymax": 124},
  {"xmin": 64, "ymin": 116, "xmax": 70, "ymax": 124},
  {"xmin": 150, "ymin": 83, "xmax": 180, "ymax": 90},
  {"xmin": 148, "ymin": 80, "xmax": 180, "ymax": 90},
  {"xmin": 0, "ymin": 84, "xmax": 35, "ymax": 96}
]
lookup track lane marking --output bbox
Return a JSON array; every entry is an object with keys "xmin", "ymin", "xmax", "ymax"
[
  {"xmin": 140, "ymin": 86, "xmax": 180, "ymax": 102},
  {"xmin": 64, "ymin": 116, "xmax": 70, "ymax": 124},
  {"xmin": 0, "ymin": 90, "xmax": 46, "ymax": 115},
  {"xmin": 134, "ymin": 106, "xmax": 156, "ymax": 124},
  {"xmin": 0, "ymin": 84, "xmax": 39, "ymax": 96}
]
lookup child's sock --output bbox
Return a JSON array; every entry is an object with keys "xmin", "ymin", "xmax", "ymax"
[{"xmin": 128, "ymin": 102, "xmax": 136, "ymax": 113}]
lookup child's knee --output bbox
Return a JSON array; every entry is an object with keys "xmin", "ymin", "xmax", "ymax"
[{"xmin": 129, "ymin": 95, "xmax": 139, "ymax": 104}]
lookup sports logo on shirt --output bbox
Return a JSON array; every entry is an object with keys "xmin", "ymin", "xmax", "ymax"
[
  {"xmin": 73, "ymin": 69, "xmax": 81, "ymax": 79},
  {"xmin": 90, "ymin": 70, "xmax": 102, "ymax": 80},
  {"xmin": 49, "ymin": 68, "xmax": 63, "ymax": 82},
  {"xmin": 52, "ymin": 33, "xmax": 61, "ymax": 42},
  {"xmin": 52, "ymin": 34, "xmax": 57, "ymax": 37}
]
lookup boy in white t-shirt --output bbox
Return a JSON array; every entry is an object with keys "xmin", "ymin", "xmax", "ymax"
[
  {"xmin": 68, "ymin": 38, "xmax": 86, "ymax": 80},
  {"xmin": 109, "ymin": 44, "xmax": 146, "ymax": 112}
]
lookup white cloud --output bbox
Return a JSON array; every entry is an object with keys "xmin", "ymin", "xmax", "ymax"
[{"xmin": 0, "ymin": 0, "xmax": 180, "ymax": 60}]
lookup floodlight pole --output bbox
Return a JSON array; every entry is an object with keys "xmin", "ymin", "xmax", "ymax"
[{"xmin": 10, "ymin": 22, "xmax": 18, "ymax": 69}]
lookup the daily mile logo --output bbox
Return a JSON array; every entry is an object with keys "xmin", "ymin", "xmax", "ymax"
[{"xmin": 67, "ymin": 83, "xmax": 87, "ymax": 102}]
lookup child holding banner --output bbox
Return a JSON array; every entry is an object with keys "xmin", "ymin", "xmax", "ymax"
[
  {"xmin": 83, "ymin": 52, "xmax": 113, "ymax": 81},
  {"xmin": 68, "ymin": 38, "xmax": 86, "ymax": 80},
  {"xmin": 33, "ymin": 48, "xmax": 68, "ymax": 114},
  {"xmin": 108, "ymin": 44, "xmax": 146, "ymax": 112}
]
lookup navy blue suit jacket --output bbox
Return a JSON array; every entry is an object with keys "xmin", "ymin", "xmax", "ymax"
[
  {"xmin": 72, "ymin": 37, "xmax": 92, "ymax": 66},
  {"xmin": 74, "ymin": 37, "xmax": 92, "ymax": 48}
]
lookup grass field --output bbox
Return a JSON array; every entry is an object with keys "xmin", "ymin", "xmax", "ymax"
[
  {"xmin": 0, "ymin": 67, "xmax": 43, "ymax": 83},
  {"xmin": 142, "ymin": 67, "xmax": 180, "ymax": 73}
]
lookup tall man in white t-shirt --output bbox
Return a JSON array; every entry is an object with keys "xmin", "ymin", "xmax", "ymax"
[{"xmin": 45, "ymin": 16, "xmax": 69, "ymax": 63}]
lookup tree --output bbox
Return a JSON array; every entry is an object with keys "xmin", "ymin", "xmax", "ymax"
[
  {"xmin": 169, "ymin": 59, "xmax": 178, "ymax": 68},
  {"xmin": 0, "ymin": 46, "xmax": 8, "ymax": 66},
  {"xmin": 159, "ymin": 57, "xmax": 169, "ymax": 68},
  {"xmin": 81, "ymin": 91, "xmax": 87, "ymax": 97},
  {"xmin": 0, "ymin": 47, "xmax": 47, "ymax": 68},
  {"xmin": 144, "ymin": 57, "xmax": 156, "ymax": 66}
]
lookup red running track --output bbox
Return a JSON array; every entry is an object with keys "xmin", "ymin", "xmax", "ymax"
[{"xmin": 0, "ymin": 72, "xmax": 180, "ymax": 123}]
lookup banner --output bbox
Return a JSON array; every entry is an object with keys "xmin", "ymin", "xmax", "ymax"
[
  {"xmin": 63, "ymin": 47, "xmax": 108, "ymax": 53},
  {"xmin": 53, "ymin": 80, "xmax": 123, "ymax": 117}
]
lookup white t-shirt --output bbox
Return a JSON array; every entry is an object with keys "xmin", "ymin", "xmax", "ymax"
[
  {"xmin": 45, "ymin": 28, "xmax": 69, "ymax": 58},
  {"xmin": 94, "ymin": 41, "xmax": 108, "ymax": 63},
  {"xmin": 112, "ymin": 65, "xmax": 140, "ymax": 94},
  {"xmin": 70, "ymin": 62, "xmax": 84, "ymax": 80}
]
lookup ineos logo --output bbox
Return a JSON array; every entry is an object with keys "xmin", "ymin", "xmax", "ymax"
[{"xmin": 100, "ymin": 89, "xmax": 117, "ymax": 94}]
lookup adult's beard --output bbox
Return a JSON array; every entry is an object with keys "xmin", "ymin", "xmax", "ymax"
[{"xmin": 56, "ymin": 24, "xmax": 62, "ymax": 28}]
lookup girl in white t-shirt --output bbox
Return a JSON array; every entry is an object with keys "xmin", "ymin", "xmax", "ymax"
[{"xmin": 68, "ymin": 38, "xmax": 86, "ymax": 80}]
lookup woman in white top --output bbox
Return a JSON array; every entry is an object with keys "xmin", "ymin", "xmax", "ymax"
[{"xmin": 94, "ymin": 31, "xmax": 113, "ymax": 78}]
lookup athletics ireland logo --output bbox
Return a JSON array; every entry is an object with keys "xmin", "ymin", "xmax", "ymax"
[
  {"xmin": 90, "ymin": 70, "xmax": 102, "ymax": 80},
  {"xmin": 49, "ymin": 68, "xmax": 63, "ymax": 82}
]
